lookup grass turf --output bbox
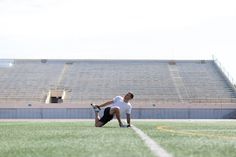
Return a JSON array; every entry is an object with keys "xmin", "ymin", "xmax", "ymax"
[
  {"xmin": 134, "ymin": 120, "xmax": 236, "ymax": 157},
  {"xmin": 0, "ymin": 121, "xmax": 154, "ymax": 157},
  {"xmin": 1, "ymin": 120, "xmax": 236, "ymax": 157}
]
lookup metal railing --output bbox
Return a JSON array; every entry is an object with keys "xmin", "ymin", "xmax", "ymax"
[
  {"xmin": 213, "ymin": 55, "xmax": 236, "ymax": 89},
  {"xmin": 1, "ymin": 97, "xmax": 236, "ymax": 104}
]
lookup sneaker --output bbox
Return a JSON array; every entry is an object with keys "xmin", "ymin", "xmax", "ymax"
[
  {"xmin": 120, "ymin": 124, "xmax": 131, "ymax": 128},
  {"xmin": 120, "ymin": 124, "xmax": 127, "ymax": 128},
  {"xmin": 90, "ymin": 103, "xmax": 101, "ymax": 112},
  {"xmin": 120, "ymin": 123, "xmax": 127, "ymax": 128}
]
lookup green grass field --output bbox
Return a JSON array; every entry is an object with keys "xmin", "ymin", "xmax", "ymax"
[
  {"xmin": 135, "ymin": 121, "xmax": 236, "ymax": 157},
  {"xmin": 0, "ymin": 120, "xmax": 236, "ymax": 157}
]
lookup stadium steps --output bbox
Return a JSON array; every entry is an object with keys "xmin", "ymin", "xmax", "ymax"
[
  {"xmin": 0, "ymin": 60, "xmax": 236, "ymax": 105},
  {"xmin": 168, "ymin": 64, "xmax": 189, "ymax": 102}
]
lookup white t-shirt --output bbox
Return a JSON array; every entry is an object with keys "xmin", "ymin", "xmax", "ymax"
[{"xmin": 111, "ymin": 96, "xmax": 132, "ymax": 115}]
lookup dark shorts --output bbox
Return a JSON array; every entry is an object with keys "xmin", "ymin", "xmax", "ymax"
[{"xmin": 99, "ymin": 107, "xmax": 114, "ymax": 126}]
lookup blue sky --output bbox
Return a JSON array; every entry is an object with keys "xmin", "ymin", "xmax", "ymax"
[{"xmin": 0, "ymin": 0, "xmax": 236, "ymax": 82}]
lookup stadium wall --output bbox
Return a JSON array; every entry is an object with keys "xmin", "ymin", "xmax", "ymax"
[{"xmin": 0, "ymin": 108, "xmax": 236, "ymax": 119}]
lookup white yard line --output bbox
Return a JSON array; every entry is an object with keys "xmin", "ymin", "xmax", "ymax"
[{"xmin": 132, "ymin": 125, "xmax": 173, "ymax": 157}]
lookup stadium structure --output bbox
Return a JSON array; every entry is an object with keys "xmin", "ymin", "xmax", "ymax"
[{"xmin": 0, "ymin": 59, "xmax": 236, "ymax": 119}]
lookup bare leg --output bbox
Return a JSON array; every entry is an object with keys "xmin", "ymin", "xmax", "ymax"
[
  {"xmin": 94, "ymin": 112, "xmax": 104, "ymax": 127},
  {"xmin": 109, "ymin": 107, "xmax": 123, "ymax": 126},
  {"xmin": 95, "ymin": 112, "xmax": 100, "ymax": 124}
]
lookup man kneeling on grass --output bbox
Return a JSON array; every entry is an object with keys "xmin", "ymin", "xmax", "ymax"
[{"xmin": 91, "ymin": 92, "xmax": 134, "ymax": 127}]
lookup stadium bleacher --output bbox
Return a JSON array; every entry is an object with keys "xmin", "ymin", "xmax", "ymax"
[{"xmin": 0, "ymin": 59, "xmax": 236, "ymax": 118}]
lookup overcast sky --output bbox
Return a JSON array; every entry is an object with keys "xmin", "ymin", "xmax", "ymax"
[{"xmin": 0, "ymin": 0, "xmax": 236, "ymax": 82}]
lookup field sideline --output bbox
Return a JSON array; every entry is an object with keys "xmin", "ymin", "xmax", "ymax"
[{"xmin": 0, "ymin": 119, "xmax": 236, "ymax": 157}]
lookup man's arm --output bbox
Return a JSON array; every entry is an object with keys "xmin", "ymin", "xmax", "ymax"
[
  {"xmin": 126, "ymin": 113, "xmax": 131, "ymax": 126},
  {"xmin": 97, "ymin": 100, "xmax": 113, "ymax": 108}
]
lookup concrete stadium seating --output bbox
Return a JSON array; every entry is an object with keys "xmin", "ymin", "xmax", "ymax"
[
  {"xmin": 0, "ymin": 59, "xmax": 236, "ymax": 105},
  {"xmin": 0, "ymin": 59, "xmax": 236, "ymax": 119}
]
